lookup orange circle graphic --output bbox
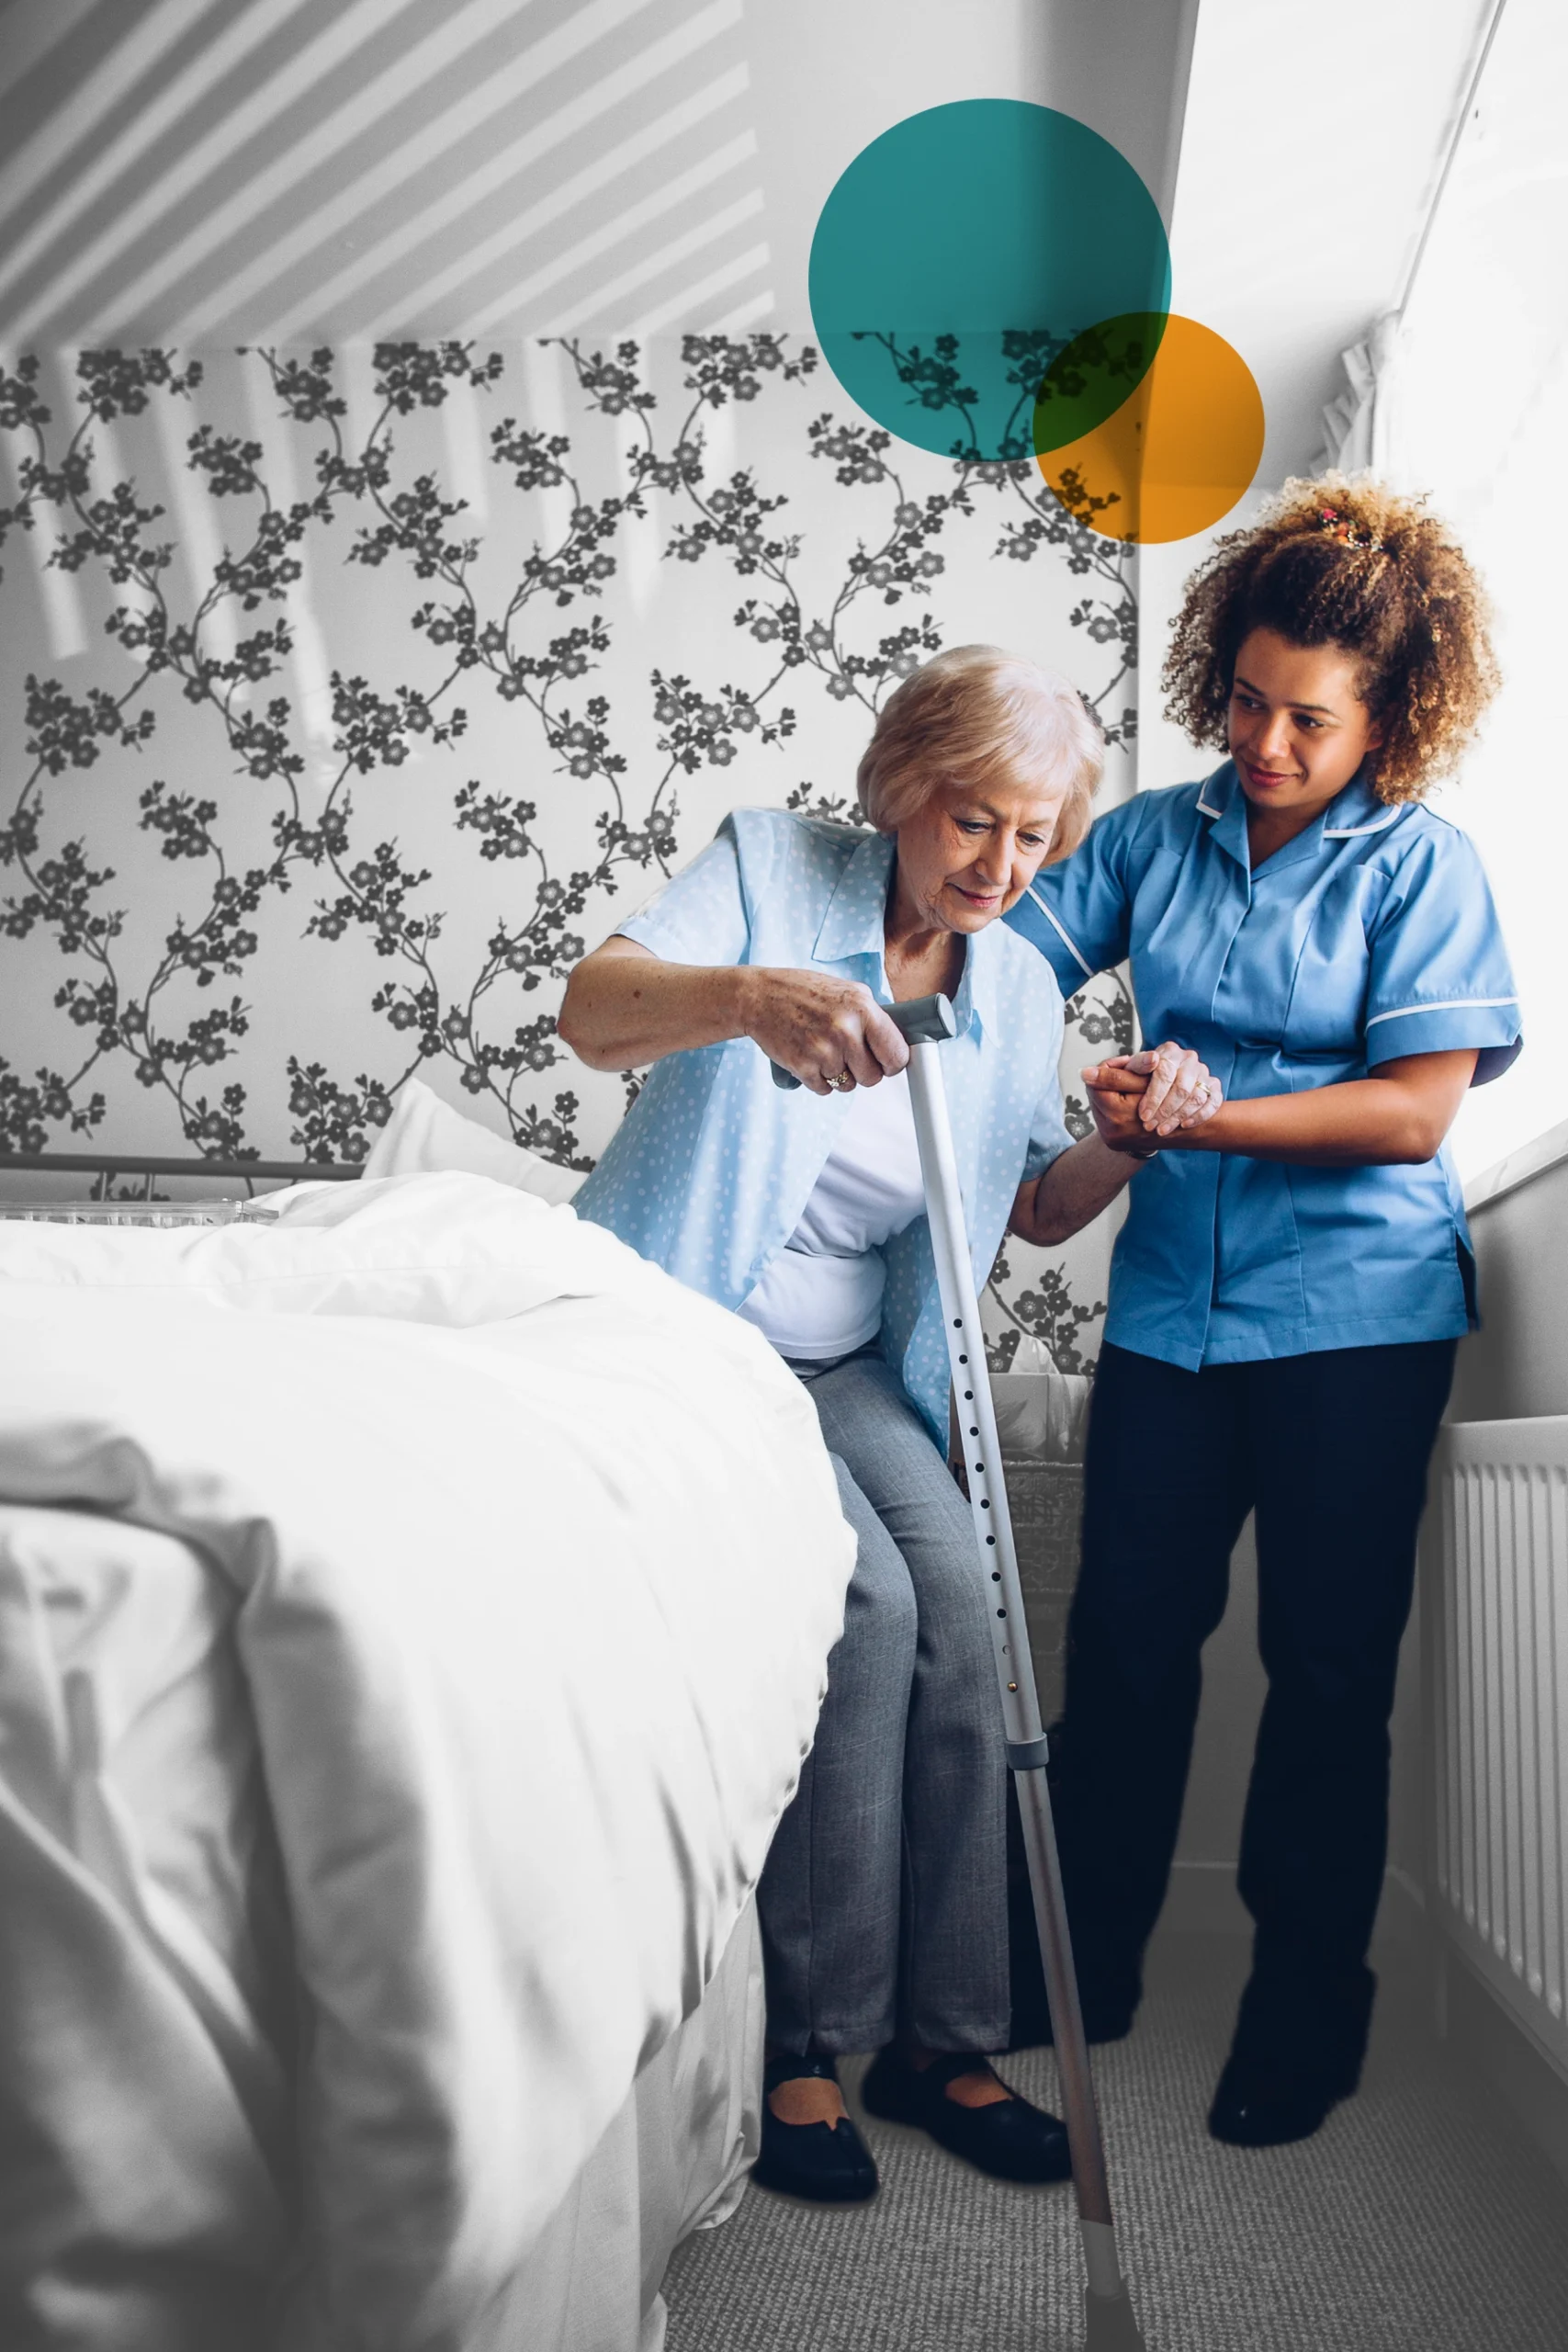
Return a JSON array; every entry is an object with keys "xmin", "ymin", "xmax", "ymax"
[{"xmin": 1035, "ymin": 313, "xmax": 1264, "ymax": 545}]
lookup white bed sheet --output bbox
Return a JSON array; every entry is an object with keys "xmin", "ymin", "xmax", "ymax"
[
  {"xmin": 0, "ymin": 1175, "xmax": 854, "ymax": 2349},
  {"xmin": 0, "ymin": 1504, "xmax": 293, "ymax": 2352}
]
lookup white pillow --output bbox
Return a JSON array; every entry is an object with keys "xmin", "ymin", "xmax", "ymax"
[
  {"xmin": 361, "ymin": 1077, "xmax": 584, "ymax": 1204},
  {"xmin": 0, "ymin": 1171, "xmax": 636, "ymax": 1327}
]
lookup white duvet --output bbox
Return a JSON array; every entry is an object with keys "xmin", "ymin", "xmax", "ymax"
[{"xmin": 0, "ymin": 1175, "xmax": 854, "ymax": 2350}]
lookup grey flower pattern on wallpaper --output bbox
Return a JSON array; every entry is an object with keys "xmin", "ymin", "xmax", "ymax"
[{"xmin": 0, "ymin": 335, "xmax": 1135, "ymax": 1371}]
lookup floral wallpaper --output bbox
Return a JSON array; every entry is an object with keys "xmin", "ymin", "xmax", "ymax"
[{"xmin": 0, "ymin": 333, "xmax": 1135, "ymax": 1371}]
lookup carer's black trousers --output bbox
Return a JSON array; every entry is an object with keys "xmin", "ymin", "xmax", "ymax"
[{"xmin": 1052, "ymin": 1334, "xmax": 1457, "ymax": 2086}]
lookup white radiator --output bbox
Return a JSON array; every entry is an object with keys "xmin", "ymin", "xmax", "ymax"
[{"xmin": 1426, "ymin": 1416, "xmax": 1568, "ymax": 2075}]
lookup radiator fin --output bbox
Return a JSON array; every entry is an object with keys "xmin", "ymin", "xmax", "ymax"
[{"xmin": 1428, "ymin": 1418, "xmax": 1568, "ymax": 2075}]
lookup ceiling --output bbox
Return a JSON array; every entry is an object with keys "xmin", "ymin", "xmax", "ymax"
[
  {"xmin": 0, "ymin": 0, "xmax": 1495, "ymax": 476},
  {"xmin": 1168, "ymin": 0, "xmax": 1495, "ymax": 481}
]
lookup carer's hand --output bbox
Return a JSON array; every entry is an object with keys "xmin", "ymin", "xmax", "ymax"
[
  {"xmin": 745, "ymin": 968, "xmax": 908, "ymax": 1095},
  {"xmin": 1083, "ymin": 1041, "xmax": 1223, "ymax": 1149}
]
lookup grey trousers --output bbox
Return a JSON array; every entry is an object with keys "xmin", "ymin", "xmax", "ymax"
[{"xmin": 756, "ymin": 1351, "xmax": 1010, "ymax": 2056}]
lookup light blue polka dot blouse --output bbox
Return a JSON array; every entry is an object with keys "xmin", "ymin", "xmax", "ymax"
[{"xmin": 573, "ymin": 809, "xmax": 1074, "ymax": 1445}]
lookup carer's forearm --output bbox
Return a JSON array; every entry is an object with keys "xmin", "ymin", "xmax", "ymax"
[
  {"xmin": 1155, "ymin": 1079, "xmax": 1444, "ymax": 1165},
  {"xmin": 558, "ymin": 947, "xmax": 753, "ymax": 1069},
  {"xmin": 1010, "ymin": 1133, "xmax": 1143, "ymax": 1248}
]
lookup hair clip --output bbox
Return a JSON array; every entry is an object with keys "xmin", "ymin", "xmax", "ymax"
[{"xmin": 1315, "ymin": 505, "xmax": 1384, "ymax": 551}]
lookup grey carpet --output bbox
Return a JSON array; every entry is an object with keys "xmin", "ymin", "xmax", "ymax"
[{"xmin": 663, "ymin": 1935, "xmax": 1568, "ymax": 2352}]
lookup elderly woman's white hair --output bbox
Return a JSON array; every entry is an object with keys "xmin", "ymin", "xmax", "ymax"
[{"xmin": 856, "ymin": 644, "xmax": 1104, "ymax": 857}]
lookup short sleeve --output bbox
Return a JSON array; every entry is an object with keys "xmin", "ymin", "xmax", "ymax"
[
  {"xmin": 614, "ymin": 815, "xmax": 751, "ymax": 967},
  {"xmin": 1005, "ymin": 798, "xmax": 1137, "ymax": 993},
  {"xmin": 1364, "ymin": 822, "xmax": 1521, "ymax": 1085},
  {"xmin": 1021, "ymin": 1076, "xmax": 1076, "ymax": 1182},
  {"xmin": 1020, "ymin": 982, "xmax": 1075, "ymax": 1182}
]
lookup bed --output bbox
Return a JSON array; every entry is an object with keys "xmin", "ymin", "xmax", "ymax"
[{"xmin": 0, "ymin": 1146, "xmax": 856, "ymax": 2351}]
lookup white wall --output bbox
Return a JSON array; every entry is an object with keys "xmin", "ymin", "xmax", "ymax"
[{"xmin": 1450, "ymin": 1134, "xmax": 1568, "ymax": 1425}]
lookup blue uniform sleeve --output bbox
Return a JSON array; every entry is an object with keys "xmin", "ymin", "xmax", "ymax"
[
  {"xmin": 1004, "ymin": 798, "xmax": 1138, "ymax": 993},
  {"xmin": 613, "ymin": 814, "xmax": 751, "ymax": 967},
  {"xmin": 1364, "ymin": 820, "xmax": 1521, "ymax": 1084}
]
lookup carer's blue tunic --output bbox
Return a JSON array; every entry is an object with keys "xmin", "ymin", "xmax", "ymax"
[{"xmin": 1005, "ymin": 762, "xmax": 1521, "ymax": 1371}]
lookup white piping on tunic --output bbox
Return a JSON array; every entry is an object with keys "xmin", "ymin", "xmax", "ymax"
[
  {"xmin": 1365, "ymin": 996, "xmax": 1518, "ymax": 1028},
  {"xmin": 1198, "ymin": 794, "xmax": 1400, "ymax": 837},
  {"xmin": 1323, "ymin": 806, "xmax": 1403, "ymax": 838},
  {"xmin": 1023, "ymin": 883, "xmax": 1094, "ymax": 978}
]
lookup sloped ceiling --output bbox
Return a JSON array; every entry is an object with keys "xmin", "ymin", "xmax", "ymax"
[
  {"xmin": 0, "ymin": 0, "xmax": 1493, "ymax": 475},
  {"xmin": 0, "ymin": 0, "xmax": 1194, "ymax": 346},
  {"xmin": 1168, "ymin": 0, "xmax": 1495, "ymax": 479},
  {"xmin": 0, "ymin": 0, "xmax": 774, "ymax": 345}
]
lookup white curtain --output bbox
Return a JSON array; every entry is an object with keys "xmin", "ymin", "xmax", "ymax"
[
  {"xmin": 1316, "ymin": 0, "xmax": 1568, "ymax": 1182},
  {"xmin": 1314, "ymin": 311, "xmax": 1404, "ymax": 478}
]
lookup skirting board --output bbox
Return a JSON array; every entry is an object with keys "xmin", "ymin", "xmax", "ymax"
[
  {"xmin": 1155, "ymin": 1860, "xmax": 1427, "ymax": 1973},
  {"xmin": 1438, "ymin": 1943, "xmax": 1568, "ymax": 2192},
  {"xmin": 1157, "ymin": 1864, "xmax": 1568, "ymax": 2190}
]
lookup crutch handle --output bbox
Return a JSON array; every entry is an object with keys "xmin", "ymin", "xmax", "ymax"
[
  {"xmin": 769, "ymin": 991, "xmax": 956, "ymax": 1088},
  {"xmin": 887, "ymin": 992, "xmax": 958, "ymax": 1045}
]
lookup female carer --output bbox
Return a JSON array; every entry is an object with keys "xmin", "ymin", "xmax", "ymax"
[
  {"xmin": 1006, "ymin": 476, "xmax": 1519, "ymax": 2149},
  {"xmin": 560, "ymin": 646, "xmax": 1219, "ymax": 2204}
]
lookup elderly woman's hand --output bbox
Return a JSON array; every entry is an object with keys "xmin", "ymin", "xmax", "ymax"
[
  {"xmin": 558, "ymin": 938, "xmax": 912, "ymax": 1087},
  {"xmin": 1083, "ymin": 1043, "xmax": 1223, "ymax": 1150},
  {"xmin": 745, "ymin": 969, "xmax": 909, "ymax": 1096}
]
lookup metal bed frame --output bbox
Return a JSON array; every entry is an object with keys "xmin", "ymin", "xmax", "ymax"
[
  {"xmin": 0, "ymin": 1151, "xmax": 362, "ymax": 1189},
  {"xmin": 0, "ymin": 1150, "xmax": 363, "ymax": 1224}
]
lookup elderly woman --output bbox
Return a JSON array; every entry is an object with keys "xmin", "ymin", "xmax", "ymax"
[{"xmin": 560, "ymin": 646, "xmax": 1217, "ymax": 2204}]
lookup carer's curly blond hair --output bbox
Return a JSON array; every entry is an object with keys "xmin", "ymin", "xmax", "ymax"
[
  {"xmin": 1161, "ymin": 473, "xmax": 1500, "ymax": 802},
  {"xmin": 856, "ymin": 645, "xmax": 1104, "ymax": 856}
]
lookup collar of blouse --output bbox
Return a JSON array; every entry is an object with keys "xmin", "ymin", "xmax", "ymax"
[{"xmin": 808, "ymin": 826, "xmax": 1002, "ymax": 1043}]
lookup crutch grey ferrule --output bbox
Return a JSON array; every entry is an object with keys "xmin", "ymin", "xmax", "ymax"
[{"xmin": 1005, "ymin": 1734, "xmax": 1051, "ymax": 1773}]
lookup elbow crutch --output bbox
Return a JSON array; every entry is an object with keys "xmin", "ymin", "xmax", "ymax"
[{"xmin": 773, "ymin": 990, "xmax": 1148, "ymax": 2352}]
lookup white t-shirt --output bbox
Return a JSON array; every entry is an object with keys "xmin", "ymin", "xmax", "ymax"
[{"xmin": 737, "ymin": 1071, "xmax": 925, "ymax": 1360}]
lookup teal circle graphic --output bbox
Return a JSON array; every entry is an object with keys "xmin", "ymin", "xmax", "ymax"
[{"xmin": 808, "ymin": 101, "xmax": 1171, "ymax": 464}]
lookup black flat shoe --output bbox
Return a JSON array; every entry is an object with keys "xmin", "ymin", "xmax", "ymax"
[
  {"xmin": 1206, "ymin": 2053, "xmax": 1349, "ymax": 2147},
  {"xmin": 751, "ymin": 2052, "xmax": 878, "ymax": 2204},
  {"xmin": 860, "ymin": 2049, "xmax": 1072, "ymax": 2185}
]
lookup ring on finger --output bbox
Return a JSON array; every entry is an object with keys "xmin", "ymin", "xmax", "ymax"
[{"xmin": 827, "ymin": 1069, "xmax": 854, "ymax": 1092}]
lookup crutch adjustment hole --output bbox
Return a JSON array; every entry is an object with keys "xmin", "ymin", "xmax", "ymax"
[
  {"xmin": 958, "ymin": 1353, "xmax": 967, "ymax": 1363},
  {"xmin": 992, "ymin": 1570, "xmax": 1001, "ymax": 1581},
  {"xmin": 974, "ymin": 1461, "xmax": 984, "ymax": 1473},
  {"xmin": 980, "ymin": 1498, "xmax": 989, "ymax": 1510},
  {"xmin": 997, "ymin": 1607, "xmax": 1007, "ymax": 1618},
  {"xmin": 953, "ymin": 1317, "xmax": 962, "ymax": 1327},
  {"xmin": 969, "ymin": 1425, "xmax": 978, "ymax": 1435},
  {"xmin": 964, "ymin": 1389, "xmax": 973, "ymax": 1400},
  {"xmin": 986, "ymin": 1535, "xmax": 995, "ymax": 1545}
]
